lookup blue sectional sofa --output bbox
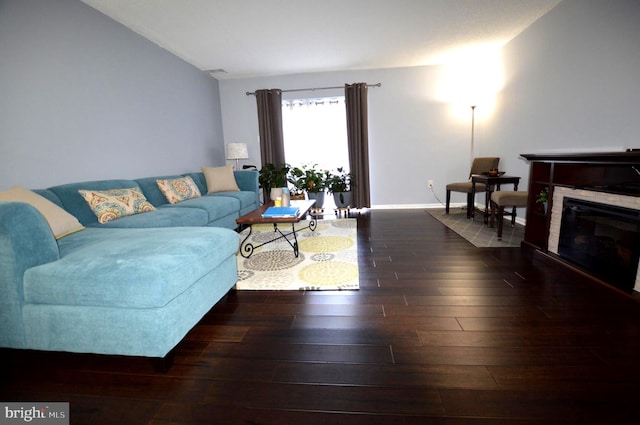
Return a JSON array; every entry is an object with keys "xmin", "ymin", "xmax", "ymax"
[{"xmin": 0, "ymin": 170, "xmax": 259, "ymax": 366}]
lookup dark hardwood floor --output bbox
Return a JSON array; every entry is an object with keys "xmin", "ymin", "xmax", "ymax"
[{"xmin": 2, "ymin": 209, "xmax": 640, "ymax": 424}]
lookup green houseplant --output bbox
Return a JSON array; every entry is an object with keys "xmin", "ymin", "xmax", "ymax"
[
  {"xmin": 289, "ymin": 164, "xmax": 330, "ymax": 208},
  {"xmin": 327, "ymin": 167, "xmax": 354, "ymax": 208},
  {"xmin": 287, "ymin": 167, "xmax": 306, "ymax": 199},
  {"xmin": 536, "ymin": 187, "xmax": 549, "ymax": 214},
  {"xmin": 259, "ymin": 163, "xmax": 290, "ymax": 203}
]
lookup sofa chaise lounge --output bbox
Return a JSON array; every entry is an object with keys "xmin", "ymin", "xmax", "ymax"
[{"xmin": 0, "ymin": 168, "xmax": 259, "ymax": 368}]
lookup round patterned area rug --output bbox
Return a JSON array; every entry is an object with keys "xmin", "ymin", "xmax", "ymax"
[{"xmin": 235, "ymin": 218, "xmax": 359, "ymax": 291}]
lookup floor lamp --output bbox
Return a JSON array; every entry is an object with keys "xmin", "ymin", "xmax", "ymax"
[{"xmin": 470, "ymin": 105, "xmax": 476, "ymax": 166}]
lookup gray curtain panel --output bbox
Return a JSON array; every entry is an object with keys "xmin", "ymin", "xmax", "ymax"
[
  {"xmin": 345, "ymin": 82, "xmax": 371, "ymax": 208},
  {"xmin": 255, "ymin": 89, "xmax": 285, "ymax": 168}
]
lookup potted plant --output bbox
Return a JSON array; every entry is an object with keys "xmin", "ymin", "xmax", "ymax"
[
  {"xmin": 287, "ymin": 167, "xmax": 307, "ymax": 200},
  {"xmin": 536, "ymin": 187, "xmax": 549, "ymax": 214},
  {"xmin": 327, "ymin": 167, "xmax": 354, "ymax": 208},
  {"xmin": 258, "ymin": 163, "xmax": 290, "ymax": 203},
  {"xmin": 289, "ymin": 164, "xmax": 329, "ymax": 208}
]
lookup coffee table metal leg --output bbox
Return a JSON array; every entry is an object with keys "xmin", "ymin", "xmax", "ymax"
[
  {"xmin": 239, "ymin": 225, "xmax": 255, "ymax": 258},
  {"xmin": 291, "ymin": 224, "xmax": 299, "ymax": 257},
  {"xmin": 273, "ymin": 223, "xmax": 301, "ymax": 257},
  {"xmin": 239, "ymin": 218, "xmax": 318, "ymax": 259}
]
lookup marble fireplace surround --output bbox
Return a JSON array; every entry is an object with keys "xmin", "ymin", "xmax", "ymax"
[{"xmin": 548, "ymin": 186, "xmax": 640, "ymax": 292}]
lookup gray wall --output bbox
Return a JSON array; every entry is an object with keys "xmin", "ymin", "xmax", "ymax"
[
  {"xmin": 3, "ymin": 0, "xmax": 638, "ymax": 206},
  {"xmin": 0, "ymin": 0, "xmax": 225, "ymax": 190},
  {"xmin": 220, "ymin": 65, "xmax": 475, "ymax": 208},
  {"xmin": 484, "ymin": 0, "xmax": 640, "ymax": 193},
  {"xmin": 220, "ymin": 0, "xmax": 640, "ymax": 208}
]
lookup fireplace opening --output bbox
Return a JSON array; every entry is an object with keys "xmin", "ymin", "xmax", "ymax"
[{"xmin": 559, "ymin": 197, "xmax": 640, "ymax": 292}]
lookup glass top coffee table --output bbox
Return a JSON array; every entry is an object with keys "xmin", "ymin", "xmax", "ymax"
[{"xmin": 235, "ymin": 199, "xmax": 317, "ymax": 258}]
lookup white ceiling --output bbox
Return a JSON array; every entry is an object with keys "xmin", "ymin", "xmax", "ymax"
[{"xmin": 81, "ymin": 0, "xmax": 563, "ymax": 80}]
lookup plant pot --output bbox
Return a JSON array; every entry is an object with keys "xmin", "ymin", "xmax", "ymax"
[
  {"xmin": 537, "ymin": 201, "xmax": 547, "ymax": 215},
  {"xmin": 307, "ymin": 191, "xmax": 325, "ymax": 209},
  {"xmin": 333, "ymin": 191, "xmax": 352, "ymax": 208},
  {"xmin": 270, "ymin": 187, "xmax": 283, "ymax": 201}
]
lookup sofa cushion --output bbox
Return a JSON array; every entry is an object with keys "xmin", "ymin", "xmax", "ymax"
[
  {"xmin": 79, "ymin": 188, "xmax": 156, "ymax": 224},
  {"xmin": 211, "ymin": 191, "xmax": 259, "ymax": 212},
  {"xmin": 0, "ymin": 186, "xmax": 85, "ymax": 239},
  {"xmin": 156, "ymin": 176, "xmax": 201, "ymax": 204},
  {"xmin": 87, "ymin": 206, "xmax": 209, "ymax": 228},
  {"xmin": 23, "ymin": 227, "xmax": 239, "ymax": 309},
  {"xmin": 135, "ymin": 175, "xmax": 182, "ymax": 206},
  {"xmin": 202, "ymin": 165, "xmax": 240, "ymax": 193},
  {"xmin": 32, "ymin": 189, "xmax": 64, "ymax": 208},
  {"xmin": 186, "ymin": 171, "xmax": 259, "ymax": 214},
  {"xmin": 48, "ymin": 180, "xmax": 142, "ymax": 226},
  {"xmin": 163, "ymin": 194, "xmax": 240, "ymax": 222},
  {"xmin": 185, "ymin": 171, "xmax": 256, "ymax": 194},
  {"xmin": 183, "ymin": 172, "xmax": 208, "ymax": 194}
]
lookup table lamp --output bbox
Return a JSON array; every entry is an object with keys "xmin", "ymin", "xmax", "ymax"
[{"xmin": 226, "ymin": 143, "xmax": 249, "ymax": 169}]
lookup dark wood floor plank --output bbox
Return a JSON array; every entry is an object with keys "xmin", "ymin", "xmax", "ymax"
[
  {"xmin": 488, "ymin": 364, "xmax": 640, "ymax": 391},
  {"xmin": 2, "ymin": 208, "xmax": 640, "ymax": 424},
  {"xmin": 292, "ymin": 314, "xmax": 463, "ymax": 331},
  {"xmin": 240, "ymin": 326, "xmax": 422, "ymax": 346},
  {"xmin": 405, "ymin": 294, "xmax": 556, "ymax": 307},
  {"xmin": 153, "ymin": 402, "xmax": 417, "ymax": 425},
  {"xmin": 183, "ymin": 324, "xmax": 250, "ymax": 343},
  {"xmin": 386, "ymin": 304, "xmax": 548, "ymax": 318},
  {"xmin": 201, "ymin": 381, "xmax": 446, "ymax": 416},
  {"xmin": 202, "ymin": 340, "xmax": 395, "ymax": 365},
  {"xmin": 272, "ymin": 362, "xmax": 498, "ymax": 389},
  {"xmin": 439, "ymin": 388, "xmax": 640, "ymax": 422},
  {"xmin": 392, "ymin": 345, "xmax": 603, "ymax": 367}
]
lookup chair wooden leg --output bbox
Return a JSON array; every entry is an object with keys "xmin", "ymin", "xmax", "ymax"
[
  {"xmin": 466, "ymin": 193, "xmax": 473, "ymax": 219},
  {"xmin": 490, "ymin": 200, "xmax": 497, "ymax": 228},
  {"xmin": 511, "ymin": 206, "xmax": 517, "ymax": 226},
  {"xmin": 446, "ymin": 190, "xmax": 451, "ymax": 214},
  {"xmin": 497, "ymin": 205, "xmax": 505, "ymax": 240}
]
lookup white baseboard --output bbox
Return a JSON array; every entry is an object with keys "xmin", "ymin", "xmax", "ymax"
[{"xmin": 370, "ymin": 203, "xmax": 442, "ymax": 209}]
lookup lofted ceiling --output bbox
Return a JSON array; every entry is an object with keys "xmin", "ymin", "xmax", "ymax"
[{"xmin": 81, "ymin": 0, "xmax": 563, "ymax": 80}]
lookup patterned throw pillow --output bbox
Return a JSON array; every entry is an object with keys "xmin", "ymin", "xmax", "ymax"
[
  {"xmin": 156, "ymin": 176, "xmax": 201, "ymax": 204},
  {"xmin": 78, "ymin": 187, "xmax": 156, "ymax": 224}
]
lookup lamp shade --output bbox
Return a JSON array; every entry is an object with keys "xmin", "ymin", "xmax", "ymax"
[{"xmin": 226, "ymin": 143, "xmax": 249, "ymax": 160}]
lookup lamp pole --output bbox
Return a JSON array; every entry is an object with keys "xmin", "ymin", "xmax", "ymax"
[{"xmin": 470, "ymin": 105, "xmax": 476, "ymax": 166}]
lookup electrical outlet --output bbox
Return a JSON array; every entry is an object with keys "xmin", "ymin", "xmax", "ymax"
[{"xmin": 428, "ymin": 180, "xmax": 434, "ymax": 188}]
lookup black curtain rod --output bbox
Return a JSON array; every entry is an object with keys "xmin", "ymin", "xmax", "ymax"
[{"xmin": 245, "ymin": 82, "xmax": 381, "ymax": 96}]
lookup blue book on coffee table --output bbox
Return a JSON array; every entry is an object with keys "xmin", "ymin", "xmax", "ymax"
[{"xmin": 262, "ymin": 206, "xmax": 300, "ymax": 218}]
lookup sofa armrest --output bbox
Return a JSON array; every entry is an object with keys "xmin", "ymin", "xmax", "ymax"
[
  {"xmin": 234, "ymin": 170, "xmax": 259, "ymax": 203},
  {"xmin": 0, "ymin": 202, "xmax": 60, "ymax": 348}
]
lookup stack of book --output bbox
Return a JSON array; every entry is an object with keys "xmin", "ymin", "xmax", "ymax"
[{"xmin": 261, "ymin": 206, "xmax": 300, "ymax": 218}]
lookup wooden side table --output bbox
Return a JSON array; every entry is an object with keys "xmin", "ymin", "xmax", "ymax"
[{"xmin": 471, "ymin": 174, "xmax": 521, "ymax": 226}]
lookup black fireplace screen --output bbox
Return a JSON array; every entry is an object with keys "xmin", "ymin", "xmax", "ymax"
[{"xmin": 559, "ymin": 197, "xmax": 640, "ymax": 291}]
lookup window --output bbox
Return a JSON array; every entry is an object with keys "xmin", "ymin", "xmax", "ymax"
[{"xmin": 282, "ymin": 96, "xmax": 349, "ymax": 175}]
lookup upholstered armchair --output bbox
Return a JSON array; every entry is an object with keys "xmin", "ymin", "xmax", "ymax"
[{"xmin": 445, "ymin": 157, "xmax": 500, "ymax": 218}]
